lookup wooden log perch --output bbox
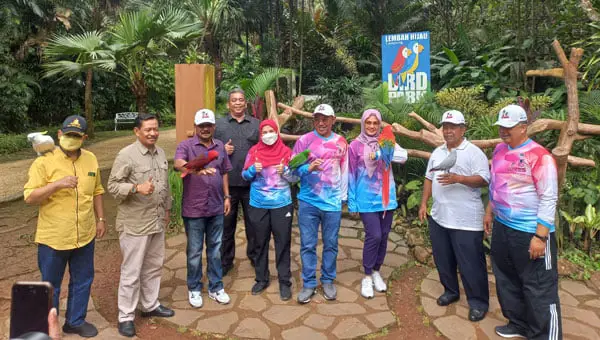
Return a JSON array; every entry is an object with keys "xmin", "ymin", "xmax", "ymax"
[
  {"xmin": 268, "ymin": 90, "xmax": 597, "ymax": 169},
  {"xmin": 526, "ymin": 68, "xmax": 564, "ymax": 79}
]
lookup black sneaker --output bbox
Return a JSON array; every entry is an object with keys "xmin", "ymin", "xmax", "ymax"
[
  {"xmin": 251, "ymin": 281, "xmax": 270, "ymax": 295},
  {"xmin": 495, "ymin": 324, "xmax": 527, "ymax": 338},
  {"xmin": 280, "ymin": 284, "xmax": 292, "ymax": 301},
  {"xmin": 63, "ymin": 321, "xmax": 98, "ymax": 338}
]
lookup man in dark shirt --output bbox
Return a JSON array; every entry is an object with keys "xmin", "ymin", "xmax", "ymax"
[{"xmin": 215, "ymin": 88, "xmax": 260, "ymax": 275}]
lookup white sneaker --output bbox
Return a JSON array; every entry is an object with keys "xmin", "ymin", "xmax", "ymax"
[
  {"xmin": 208, "ymin": 289, "xmax": 231, "ymax": 304},
  {"xmin": 372, "ymin": 271, "xmax": 387, "ymax": 292},
  {"xmin": 188, "ymin": 291, "xmax": 203, "ymax": 308},
  {"xmin": 361, "ymin": 276, "xmax": 374, "ymax": 299}
]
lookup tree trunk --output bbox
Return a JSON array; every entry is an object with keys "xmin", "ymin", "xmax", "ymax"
[
  {"xmin": 84, "ymin": 68, "xmax": 95, "ymax": 138},
  {"xmin": 583, "ymin": 229, "xmax": 591, "ymax": 255},
  {"xmin": 132, "ymin": 72, "xmax": 148, "ymax": 115}
]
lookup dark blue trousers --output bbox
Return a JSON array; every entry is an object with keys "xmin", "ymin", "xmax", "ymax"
[
  {"xmin": 491, "ymin": 220, "xmax": 562, "ymax": 340},
  {"xmin": 429, "ymin": 217, "xmax": 489, "ymax": 311},
  {"xmin": 37, "ymin": 239, "xmax": 95, "ymax": 327}
]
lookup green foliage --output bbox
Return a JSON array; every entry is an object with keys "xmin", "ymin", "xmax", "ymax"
[
  {"xmin": 0, "ymin": 134, "xmax": 30, "ymax": 155},
  {"xmin": 578, "ymin": 23, "xmax": 600, "ymax": 91},
  {"xmin": 435, "ymin": 86, "xmax": 489, "ymax": 117},
  {"xmin": 160, "ymin": 114, "xmax": 176, "ymax": 127},
  {"xmin": 561, "ymin": 248, "xmax": 600, "ymax": 280},
  {"xmin": 168, "ymin": 168, "xmax": 184, "ymax": 233},
  {"xmin": 145, "ymin": 59, "xmax": 175, "ymax": 116},
  {"xmin": 0, "ymin": 65, "xmax": 38, "ymax": 133},
  {"xmin": 244, "ymin": 67, "xmax": 292, "ymax": 100},
  {"xmin": 489, "ymin": 95, "xmax": 552, "ymax": 117},
  {"xmin": 310, "ymin": 75, "xmax": 371, "ymax": 113}
]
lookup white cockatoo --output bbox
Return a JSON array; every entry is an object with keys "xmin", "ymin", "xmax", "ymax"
[
  {"xmin": 27, "ymin": 131, "xmax": 55, "ymax": 155},
  {"xmin": 429, "ymin": 149, "xmax": 457, "ymax": 173}
]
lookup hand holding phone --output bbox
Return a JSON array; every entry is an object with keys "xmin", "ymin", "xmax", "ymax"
[{"xmin": 10, "ymin": 282, "xmax": 53, "ymax": 339}]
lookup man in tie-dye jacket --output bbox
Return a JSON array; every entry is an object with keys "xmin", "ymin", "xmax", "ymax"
[
  {"xmin": 292, "ymin": 104, "xmax": 348, "ymax": 304},
  {"xmin": 485, "ymin": 104, "xmax": 561, "ymax": 340}
]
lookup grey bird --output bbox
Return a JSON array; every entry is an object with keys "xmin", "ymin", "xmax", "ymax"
[{"xmin": 429, "ymin": 149, "xmax": 457, "ymax": 173}]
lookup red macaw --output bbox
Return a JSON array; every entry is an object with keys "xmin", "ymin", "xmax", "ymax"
[
  {"xmin": 378, "ymin": 125, "xmax": 396, "ymax": 216},
  {"xmin": 181, "ymin": 150, "xmax": 219, "ymax": 178}
]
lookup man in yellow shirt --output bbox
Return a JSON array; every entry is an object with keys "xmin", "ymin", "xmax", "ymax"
[{"xmin": 24, "ymin": 115, "xmax": 106, "ymax": 338}]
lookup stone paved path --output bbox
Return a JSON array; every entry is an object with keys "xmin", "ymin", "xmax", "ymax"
[
  {"xmin": 4, "ymin": 217, "xmax": 409, "ymax": 340},
  {"xmin": 153, "ymin": 217, "xmax": 410, "ymax": 339},
  {"xmin": 421, "ymin": 268, "xmax": 600, "ymax": 340}
]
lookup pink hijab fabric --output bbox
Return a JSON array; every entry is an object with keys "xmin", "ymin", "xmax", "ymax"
[{"xmin": 357, "ymin": 109, "xmax": 382, "ymax": 177}]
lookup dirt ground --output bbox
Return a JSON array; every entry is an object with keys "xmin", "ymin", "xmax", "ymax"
[{"xmin": 0, "ymin": 168, "xmax": 441, "ymax": 339}]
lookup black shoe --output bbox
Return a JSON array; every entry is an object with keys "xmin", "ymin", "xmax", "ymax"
[
  {"xmin": 62, "ymin": 321, "xmax": 98, "ymax": 338},
  {"xmin": 252, "ymin": 281, "xmax": 270, "ymax": 295},
  {"xmin": 436, "ymin": 293, "xmax": 459, "ymax": 306},
  {"xmin": 118, "ymin": 321, "xmax": 136, "ymax": 337},
  {"xmin": 468, "ymin": 308, "xmax": 487, "ymax": 322},
  {"xmin": 280, "ymin": 284, "xmax": 292, "ymax": 301},
  {"xmin": 495, "ymin": 324, "xmax": 527, "ymax": 338},
  {"xmin": 141, "ymin": 304, "xmax": 175, "ymax": 318}
]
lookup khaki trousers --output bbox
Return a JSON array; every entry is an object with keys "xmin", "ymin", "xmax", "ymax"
[{"xmin": 118, "ymin": 231, "xmax": 164, "ymax": 322}]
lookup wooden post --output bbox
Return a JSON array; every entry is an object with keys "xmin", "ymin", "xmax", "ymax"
[{"xmin": 175, "ymin": 64, "xmax": 215, "ymax": 143}]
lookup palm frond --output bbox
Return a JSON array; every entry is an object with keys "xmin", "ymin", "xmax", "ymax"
[{"xmin": 245, "ymin": 68, "xmax": 292, "ymax": 99}]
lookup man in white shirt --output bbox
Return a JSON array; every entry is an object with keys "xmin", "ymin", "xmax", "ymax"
[{"xmin": 418, "ymin": 110, "xmax": 490, "ymax": 322}]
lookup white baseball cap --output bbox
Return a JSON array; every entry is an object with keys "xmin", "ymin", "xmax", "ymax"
[
  {"xmin": 313, "ymin": 104, "xmax": 335, "ymax": 117},
  {"xmin": 194, "ymin": 109, "xmax": 215, "ymax": 125},
  {"xmin": 494, "ymin": 105, "xmax": 528, "ymax": 128},
  {"xmin": 439, "ymin": 110, "xmax": 466, "ymax": 125}
]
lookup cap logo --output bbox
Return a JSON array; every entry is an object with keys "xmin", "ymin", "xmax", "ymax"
[
  {"xmin": 317, "ymin": 105, "xmax": 324, "ymax": 111},
  {"xmin": 446, "ymin": 113, "xmax": 453, "ymax": 119},
  {"xmin": 203, "ymin": 112, "xmax": 209, "ymax": 118},
  {"xmin": 68, "ymin": 119, "xmax": 82, "ymax": 129},
  {"xmin": 501, "ymin": 110, "xmax": 510, "ymax": 119}
]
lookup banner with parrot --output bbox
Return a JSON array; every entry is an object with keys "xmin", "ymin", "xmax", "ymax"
[{"xmin": 381, "ymin": 31, "xmax": 431, "ymax": 103}]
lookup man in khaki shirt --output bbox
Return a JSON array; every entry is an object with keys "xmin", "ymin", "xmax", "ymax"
[{"xmin": 108, "ymin": 114, "xmax": 174, "ymax": 337}]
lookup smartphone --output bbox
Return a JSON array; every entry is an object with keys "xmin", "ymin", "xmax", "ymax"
[{"xmin": 10, "ymin": 281, "xmax": 53, "ymax": 339}]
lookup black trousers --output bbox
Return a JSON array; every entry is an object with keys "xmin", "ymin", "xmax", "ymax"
[
  {"xmin": 248, "ymin": 204, "xmax": 293, "ymax": 286},
  {"xmin": 491, "ymin": 220, "xmax": 562, "ymax": 340},
  {"xmin": 221, "ymin": 186, "xmax": 256, "ymax": 269},
  {"xmin": 429, "ymin": 217, "xmax": 489, "ymax": 310}
]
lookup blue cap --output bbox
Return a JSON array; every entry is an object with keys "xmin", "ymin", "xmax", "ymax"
[{"xmin": 61, "ymin": 115, "xmax": 87, "ymax": 135}]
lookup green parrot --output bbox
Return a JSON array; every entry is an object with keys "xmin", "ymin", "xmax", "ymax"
[{"xmin": 288, "ymin": 149, "xmax": 311, "ymax": 170}]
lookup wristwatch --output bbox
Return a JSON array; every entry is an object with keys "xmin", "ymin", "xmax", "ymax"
[
  {"xmin": 97, "ymin": 217, "xmax": 106, "ymax": 223},
  {"xmin": 533, "ymin": 233, "xmax": 548, "ymax": 242},
  {"xmin": 224, "ymin": 195, "xmax": 231, "ymax": 200},
  {"xmin": 131, "ymin": 184, "xmax": 138, "ymax": 194}
]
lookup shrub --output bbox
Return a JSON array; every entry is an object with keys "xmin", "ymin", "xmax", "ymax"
[
  {"xmin": 435, "ymin": 85, "xmax": 489, "ymax": 117},
  {"xmin": 0, "ymin": 134, "xmax": 29, "ymax": 155}
]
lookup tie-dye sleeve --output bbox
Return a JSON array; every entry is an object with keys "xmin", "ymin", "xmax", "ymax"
[
  {"xmin": 347, "ymin": 143, "xmax": 358, "ymax": 212},
  {"xmin": 532, "ymin": 153, "xmax": 558, "ymax": 229},
  {"xmin": 340, "ymin": 141, "xmax": 349, "ymax": 202}
]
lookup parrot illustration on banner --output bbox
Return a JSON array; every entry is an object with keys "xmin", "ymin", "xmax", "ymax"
[
  {"xmin": 378, "ymin": 125, "xmax": 395, "ymax": 216},
  {"xmin": 400, "ymin": 42, "xmax": 425, "ymax": 84},
  {"xmin": 390, "ymin": 45, "xmax": 412, "ymax": 86}
]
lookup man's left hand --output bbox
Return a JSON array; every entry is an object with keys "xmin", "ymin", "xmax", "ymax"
[
  {"xmin": 96, "ymin": 220, "xmax": 106, "ymax": 239},
  {"xmin": 529, "ymin": 236, "xmax": 546, "ymax": 260},
  {"xmin": 437, "ymin": 173, "xmax": 462, "ymax": 186},
  {"xmin": 164, "ymin": 209, "xmax": 171, "ymax": 226},
  {"xmin": 224, "ymin": 198, "xmax": 231, "ymax": 216}
]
